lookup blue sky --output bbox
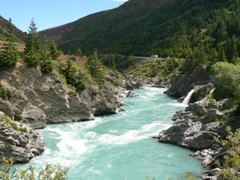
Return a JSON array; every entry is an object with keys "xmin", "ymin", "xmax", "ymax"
[{"xmin": 1, "ymin": 0, "xmax": 128, "ymax": 32}]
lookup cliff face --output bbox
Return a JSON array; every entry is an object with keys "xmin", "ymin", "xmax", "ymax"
[{"xmin": 0, "ymin": 63, "xmax": 123, "ymax": 128}]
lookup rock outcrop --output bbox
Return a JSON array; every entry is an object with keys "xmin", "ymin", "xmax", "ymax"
[
  {"xmin": 165, "ymin": 66, "xmax": 210, "ymax": 98},
  {"xmin": 0, "ymin": 64, "xmax": 125, "ymax": 127},
  {"xmin": 158, "ymin": 100, "xmax": 226, "ymax": 150},
  {"xmin": 0, "ymin": 111, "xmax": 44, "ymax": 163}
]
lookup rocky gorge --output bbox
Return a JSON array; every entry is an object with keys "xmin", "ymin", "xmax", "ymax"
[{"xmin": 0, "ymin": 63, "xmax": 137, "ymax": 163}]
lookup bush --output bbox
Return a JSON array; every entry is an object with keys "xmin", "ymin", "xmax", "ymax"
[
  {"xmin": 0, "ymin": 157, "xmax": 69, "ymax": 180},
  {"xmin": 211, "ymin": 62, "xmax": 240, "ymax": 100},
  {"xmin": 60, "ymin": 58, "xmax": 86, "ymax": 91},
  {"xmin": 0, "ymin": 86, "xmax": 9, "ymax": 100},
  {"xmin": 40, "ymin": 59, "xmax": 53, "ymax": 74},
  {"xmin": 215, "ymin": 127, "xmax": 240, "ymax": 179}
]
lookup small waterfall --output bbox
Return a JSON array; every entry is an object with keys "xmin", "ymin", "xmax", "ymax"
[
  {"xmin": 209, "ymin": 88, "xmax": 215, "ymax": 96},
  {"xmin": 182, "ymin": 89, "xmax": 195, "ymax": 105}
]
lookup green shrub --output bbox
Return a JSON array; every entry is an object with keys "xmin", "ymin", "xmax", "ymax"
[
  {"xmin": 60, "ymin": 58, "xmax": 86, "ymax": 91},
  {"xmin": 3, "ymin": 115, "xmax": 28, "ymax": 132},
  {"xmin": 211, "ymin": 62, "xmax": 240, "ymax": 100},
  {"xmin": 0, "ymin": 86, "xmax": 9, "ymax": 100},
  {"xmin": 215, "ymin": 127, "xmax": 240, "ymax": 179},
  {"xmin": 0, "ymin": 157, "xmax": 69, "ymax": 180},
  {"xmin": 40, "ymin": 59, "xmax": 53, "ymax": 74}
]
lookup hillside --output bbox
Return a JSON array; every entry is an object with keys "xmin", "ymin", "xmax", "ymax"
[
  {"xmin": 0, "ymin": 16, "xmax": 26, "ymax": 42},
  {"xmin": 40, "ymin": 0, "xmax": 240, "ymax": 57}
]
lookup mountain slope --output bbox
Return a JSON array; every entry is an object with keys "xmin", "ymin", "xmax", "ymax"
[
  {"xmin": 40, "ymin": 0, "xmax": 240, "ymax": 57},
  {"xmin": 0, "ymin": 16, "xmax": 26, "ymax": 42}
]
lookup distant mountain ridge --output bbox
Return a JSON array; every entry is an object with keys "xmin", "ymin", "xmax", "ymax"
[{"xmin": 40, "ymin": 0, "xmax": 240, "ymax": 57}]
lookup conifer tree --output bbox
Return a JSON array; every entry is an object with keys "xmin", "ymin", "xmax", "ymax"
[
  {"xmin": 86, "ymin": 50, "xmax": 104, "ymax": 81},
  {"xmin": 23, "ymin": 19, "xmax": 44, "ymax": 67},
  {"xmin": 75, "ymin": 48, "xmax": 83, "ymax": 57},
  {"xmin": 49, "ymin": 41, "xmax": 61, "ymax": 60},
  {"xmin": 226, "ymin": 36, "xmax": 238, "ymax": 64},
  {"xmin": 0, "ymin": 18, "xmax": 19, "ymax": 69}
]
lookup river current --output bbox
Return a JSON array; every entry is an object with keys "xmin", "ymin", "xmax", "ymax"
[{"xmin": 18, "ymin": 87, "xmax": 203, "ymax": 179}]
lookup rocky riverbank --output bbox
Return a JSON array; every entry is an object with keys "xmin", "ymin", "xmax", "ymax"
[
  {"xmin": 157, "ymin": 66, "xmax": 240, "ymax": 179},
  {"xmin": 0, "ymin": 63, "xmax": 136, "ymax": 163}
]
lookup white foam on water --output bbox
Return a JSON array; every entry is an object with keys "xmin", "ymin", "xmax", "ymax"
[
  {"xmin": 85, "ymin": 131, "xmax": 98, "ymax": 139},
  {"xmin": 109, "ymin": 129, "xmax": 118, "ymax": 133},
  {"xmin": 57, "ymin": 139, "xmax": 88, "ymax": 156},
  {"xmin": 168, "ymin": 102, "xmax": 188, "ymax": 107},
  {"xmin": 107, "ymin": 160, "xmax": 113, "ymax": 169},
  {"xmin": 97, "ymin": 120, "xmax": 171, "ymax": 145},
  {"xmin": 87, "ymin": 167, "xmax": 102, "ymax": 176}
]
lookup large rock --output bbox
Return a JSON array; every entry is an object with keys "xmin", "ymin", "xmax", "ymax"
[
  {"xmin": 0, "ymin": 111, "xmax": 44, "ymax": 163},
  {"xmin": 21, "ymin": 103, "xmax": 47, "ymax": 129},
  {"xmin": 80, "ymin": 85, "xmax": 123, "ymax": 115},
  {"xmin": 165, "ymin": 66, "xmax": 210, "ymax": 97},
  {"xmin": 158, "ymin": 100, "xmax": 224, "ymax": 150}
]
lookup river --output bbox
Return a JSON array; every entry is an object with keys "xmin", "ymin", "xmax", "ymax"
[{"xmin": 17, "ymin": 87, "xmax": 203, "ymax": 179}]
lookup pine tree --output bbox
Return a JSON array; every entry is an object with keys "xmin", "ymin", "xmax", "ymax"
[
  {"xmin": 75, "ymin": 48, "xmax": 83, "ymax": 57},
  {"xmin": 217, "ymin": 42, "xmax": 226, "ymax": 62},
  {"xmin": 226, "ymin": 36, "xmax": 238, "ymax": 64},
  {"xmin": 23, "ymin": 19, "xmax": 44, "ymax": 67},
  {"xmin": 0, "ymin": 18, "xmax": 19, "ymax": 70},
  {"xmin": 49, "ymin": 41, "xmax": 61, "ymax": 60},
  {"xmin": 86, "ymin": 50, "xmax": 104, "ymax": 81}
]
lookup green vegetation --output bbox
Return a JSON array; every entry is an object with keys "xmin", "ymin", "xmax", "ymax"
[
  {"xmin": 0, "ymin": 157, "xmax": 69, "ymax": 180},
  {"xmin": 0, "ymin": 18, "xmax": 19, "ymax": 70},
  {"xmin": 215, "ymin": 127, "xmax": 240, "ymax": 179},
  {"xmin": 2, "ymin": 114, "xmax": 28, "ymax": 132},
  {"xmin": 86, "ymin": 51, "xmax": 104, "ymax": 82},
  {"xmin": 211, "ymin": 62, "xmax": 240, "ymax": 100},
  {"xmin": 40, "ymin": 0, "xmax": 240, "ymax": 66},
  {"xmin": 0, "ymin": 16, "xmax": 26, "ymax": 42},
  {"xmin": 101, "ymin": 55, "xmax": 136, "ymax": 72},
  {"xmin": 0, "ymin": 86, "xmax": 9, "ymax": 101},
  {"xmin": 127, "ymin": 58, "xmax": 183, "ymax": 81},
  {"xmin": 49, "ymin": 41, "xmax": 61, "ymax": 60},
  {"xmin": 59, "ymin": 57, "xmax": 86, "ymax": 90},
  {"xmin": 23, "ymin": 19, "xmax": 44, "ymax": 67}
]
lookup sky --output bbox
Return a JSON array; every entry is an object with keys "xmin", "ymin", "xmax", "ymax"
[{"xmin": 0, "ymin": 0, "xmax": 128, "ymax": 32}]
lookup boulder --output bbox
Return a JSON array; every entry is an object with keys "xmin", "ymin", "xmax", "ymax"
[{"xmin": 158, "ymin": 99, "xmax": 224, "ymax": 150}]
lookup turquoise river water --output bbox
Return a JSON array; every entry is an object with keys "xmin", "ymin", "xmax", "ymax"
[{"xmin": 18, "ymin": 87, "xmax": 203, "ymax": 179}]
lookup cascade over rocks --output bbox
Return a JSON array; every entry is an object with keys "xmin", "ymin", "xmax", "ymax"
[{"xmin": 0, "ymin": 111, "xmax": 44, "ymax": 163}]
